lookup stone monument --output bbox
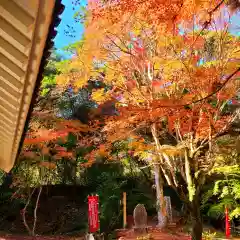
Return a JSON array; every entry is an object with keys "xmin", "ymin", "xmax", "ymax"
[{"xmin": 133, "ymin": 204, "xmax": 148, "ymax": 233}]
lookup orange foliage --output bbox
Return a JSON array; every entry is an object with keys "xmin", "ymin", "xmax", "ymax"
[
  {"xmin": 89, "ymin": 0, "xmax": 220, "ymax": 28},
  {"xmin": 22, "ymin": 111, "xmax": 98, "ymax": 167},
  {"xmin": 39, "ymin": 162, "xmax": 57, "ymax": 169},
  {"xmin": 22, "ymin": 151, "xmax": 37, "ymax": 159},
  {"xmin": 24, "ymin": 120, "xmax": 92, "ymax": 145},
  {"xmin": 55, "ymin": 146, "xmax": 67, "ymax": 152},
  {"xmin": 54, "ymin": 0, "xmax": 240, "ymax": 171},
  {"xmin": 41, "ymin": 147, "xmax": 49, "ymax": 155},
  {"xmin": 24, "ymin": 131, "xmax": 68, "ymax": 145},
  {"xmin": 54, "ymin": 151, "xmax": 74, "ymax": 160}
]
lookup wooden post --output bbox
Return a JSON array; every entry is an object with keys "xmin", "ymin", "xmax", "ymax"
[{"xmin": 123, "ymin": 192, "xmax": 127, "ymax": 228}]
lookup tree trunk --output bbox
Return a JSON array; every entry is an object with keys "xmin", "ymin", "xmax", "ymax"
[
  {"xmin": 151, "ymin": 123, "xmax": 167, "ymax": 228},
  {"xmin": 190, "ymin": 194, "xmax": 203, "ymax": 240},
  {"xmin": 153, "ymin": 164, "xmax": 167, "ymax": 228}
]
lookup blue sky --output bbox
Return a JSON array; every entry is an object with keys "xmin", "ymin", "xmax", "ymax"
[
  {"xmin": 54, "ymin": 0, "xmax": 87, "ymax": 57},
  {"xmin": 231, "ymin": 13, "xmax": 240, "ymax": 36}
]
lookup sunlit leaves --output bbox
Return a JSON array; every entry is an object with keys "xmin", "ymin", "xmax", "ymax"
[
  {"xmin": 98, "ymin": 144, "xmax": 109, "ymax": 157},
  {"xmin": 208, "ymin": 163, "xmax": 240, "ymax": 219},
  {"xmin": 92, "ymin": 88, "xmax": 111, "ymax": 104},
  {"xmin": 158, "ymin": 145, "xmax": 185, "ymax": 157}
]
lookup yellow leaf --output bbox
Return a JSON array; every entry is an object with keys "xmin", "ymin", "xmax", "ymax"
[
  {"xmin": 76, "ymin": 77, "xmax": 88, "ymax": 88},
  {"xmin": 92, "ymin": 89, "xmax": 112, "ymax": 104}
]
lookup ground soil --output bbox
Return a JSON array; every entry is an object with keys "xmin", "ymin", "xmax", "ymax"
[
  {"xmin": 116, "ymin": 226, "xmax": 191, "ymax": 240},
  {"xmin": 0, "ymin": 236, "xmax": 84, "ymax": 240}
]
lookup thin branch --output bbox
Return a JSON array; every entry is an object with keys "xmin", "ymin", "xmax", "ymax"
[
  {"xmin": 106, "ymin": 31, "xmax": 130, "ymax": 52},
  {"xmin": 160, "ymin": 165, "xmax": 172, "ymax": 186},
  {"xmin": 198, "ymin": 109, "xmax": 240, "ymax": 152},
  {"xmin": 188, "ymin": 0, "xmax": 225, "ymax": 63},
  {"xmin": 214, "ymin": 108, "xmax": 240, "ymax": 139},
  {"xmin": 22, "ymin": 188, "xmax": 36, "ymax": 236},
  {"xmin": 164, "ymin": 66, "xmax": 240, "ymax": 108},
  {"xmin": 106, "ymin": 35, "xmax": 134, "ymax": 56},
  {"xmin": 32, "ymin": 186, "xmax": 42, "ymax": 236},
  {"xmin": 119, "ymin": 66, "xmax": 240, "ymax": 111},
  {"xmin": 192, "ymin": 67, "xmax": 240, "ymax": 104}
]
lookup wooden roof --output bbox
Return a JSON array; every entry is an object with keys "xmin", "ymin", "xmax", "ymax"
[{"xmin": 0, "ymin": 0, "xmax": 64, "ymax": 172}]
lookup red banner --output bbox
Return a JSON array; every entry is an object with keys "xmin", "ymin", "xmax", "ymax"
[
  {"xmin": 225, "ymin": 207, "xmax": 230, "ymax": 238},
  {"xmin": 88, "ymin": 195, "xmax": 99, "ymax": 233}
]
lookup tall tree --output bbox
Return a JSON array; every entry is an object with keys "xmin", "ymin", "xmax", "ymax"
[{"xmin": 59, "ymin": 1, "xmax": 240, "ymax": 239}]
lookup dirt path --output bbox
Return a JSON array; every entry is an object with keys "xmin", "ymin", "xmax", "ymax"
[
  {"xmin": 0, "ymin": 236, "xmax": 84, "ymax": 240},
  {"xmin": 121, "ymin": 234, "xmax": 190, "ymax": 240},
  {"xmin": 116, "ymin": 228, "xmax": 191, "ymax": 240}
]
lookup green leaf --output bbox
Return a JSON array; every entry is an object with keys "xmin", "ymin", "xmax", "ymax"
[{"xmin": 67, "ymin": 133, "xmax": 77, "ymax": 149}]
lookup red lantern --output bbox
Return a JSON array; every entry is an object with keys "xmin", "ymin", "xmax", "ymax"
[{"xmin": 88, "ymin": 195, "xmax": 100, "ymax": 233}]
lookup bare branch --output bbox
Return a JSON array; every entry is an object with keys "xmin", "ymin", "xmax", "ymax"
[
  {"xmin": 22, "ymin": 188, "xmax": 36, "ymax": 236},
  {"xmin": 32, "ymin": 186, "xmax": 42, "ymax": 236}
]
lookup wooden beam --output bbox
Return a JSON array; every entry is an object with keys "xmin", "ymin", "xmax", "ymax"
[
  {"xmin": 0, "ymin": 113, "xmax": 15, "ymax": 124},
  {"xmin": 0, "ymin": 53, "xmax": 25, "ymax": 77},
  {"xmin": 0, "ymin": 0, "xmax": 35, "ymax": 28},
  {"xmin": 0, "ymin": 125, "xmax": 13, "ymax": 137},
  {"xmin": 0, "ymin": 131, "xmax": 13, "ymax": 142},
  {"xmin": 0, "ymin": 36, "xmax": 28, "ymax": 64},
  {"xmin": 0, "ymin": 88, "xmax": 20, "ymax": 106},
  {"xmin": 0, "ymin": 98, "xmax": 18, "ymax": 115},
  {"xmin": 0, "ymin": 15, "xmax": 31, "ymax": 48},
  {"xmin": 0, "ymin": 67, "xmax": 23, "ymax": 90},
  {"xmin": 0, "ymin": 120, "xmax": 14, "ymax": 132},
  {"xmin": 0, "ymin": 136, "xmax": 10, "ymax": 143},
  {"xmin": 0, "ymin": 79, "xmax": 21, "ymax": 99},
  {"xmin": 0, "ymin": 105, "xmax": 17, "ymax": 122}
]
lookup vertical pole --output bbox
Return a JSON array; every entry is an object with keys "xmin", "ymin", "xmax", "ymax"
[
  {"xmin": 123, "ymin": 192, "xmax": 127, "ymax": 228},
  {"xmin": 97, "ymin": 194, "xmax": 101, "ymax": 239},
  {"xmin": 225, "ymin": 207, "xmax": 230, "ymax": 238}
]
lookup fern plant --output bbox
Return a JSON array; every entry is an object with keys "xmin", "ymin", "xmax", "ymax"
[{"xmin": 205, "ymin": 165, "xmax": 240, "ymax": 220}]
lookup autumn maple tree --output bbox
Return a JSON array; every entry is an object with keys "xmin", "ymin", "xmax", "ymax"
[
  {"xmin": 57, "ymin": 0, "xmax": 240, "ymax": 239},
  {"xmin": 22, "ymin": 63, "xmax": 112, "ymax": 170}
]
